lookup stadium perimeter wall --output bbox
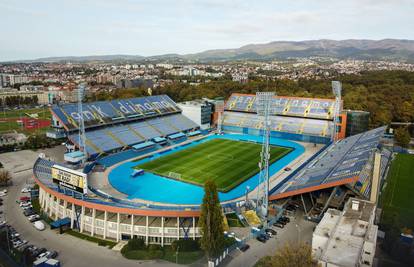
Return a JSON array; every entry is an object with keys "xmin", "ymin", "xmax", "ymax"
[
  {"xmin": 35, "ymin": 176, "xmax": 201, "ymax": 245},
  {"xmin": 222, "ymin": 125, "xmax": 331, "ymax": 144}
]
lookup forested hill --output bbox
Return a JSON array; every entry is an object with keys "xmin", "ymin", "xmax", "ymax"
[{"xmin": 91, "ymin": 71, "xmax": 414, "ymax": 127}]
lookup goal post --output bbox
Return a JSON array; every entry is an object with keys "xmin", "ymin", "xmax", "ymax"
[{"xmin": 168, "ymin": 172, "xmax": 182, "ymax": 180}]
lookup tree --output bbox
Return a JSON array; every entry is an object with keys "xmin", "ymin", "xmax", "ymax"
[
  {"xmin": 199, "ymin": 180, "xmax": 225, "ymax": 259},
  {"xmin": 255, "ymin": 242, "xmax": 318, "ymax": 267},
  {"xmin": 394, "ymin": 127, "xmax": 411, "ymax": 148},
  {"xmin": 0, "ymin": 169, "xmax": 12, "ymax": 186}
]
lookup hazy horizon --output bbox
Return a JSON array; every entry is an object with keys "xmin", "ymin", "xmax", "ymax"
[{"xmin": 1, "ymin": 0, "xmax": 414, "ymax": 61}]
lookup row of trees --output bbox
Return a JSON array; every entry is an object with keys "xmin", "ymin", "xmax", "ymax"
[
  {"xmin": 0, "ymin": 95, "xmax": 39, "ymax": 107},
  {"xmin": 90, "ymin": 70, "xmax": 414, "ymax": 128}
]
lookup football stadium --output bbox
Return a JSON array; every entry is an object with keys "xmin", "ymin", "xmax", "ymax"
[{"xmin": 33, "ymin": 89, "xmax": 390, "ymax": 245}]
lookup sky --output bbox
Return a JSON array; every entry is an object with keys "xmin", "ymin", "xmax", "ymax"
[{"xmin": 0, "ymin": 0, "xmax": 413, "ymax": 61}]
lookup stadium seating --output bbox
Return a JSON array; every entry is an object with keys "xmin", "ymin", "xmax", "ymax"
[
  {"xmin": 67, "ymin": 113, "xmax": 198, "ymax": 156},
  {"xmin": 270, "ymin": 126, "xmax": 386, "ymax": 198},
  {"xmin": 51, "ymin": 95, "xmax": 181, "ymax": 130},
  {"xmin": 224, "ymin": 93, "xmax": 336, "ymax": 119},
  {"xmin": 222, "ymin": 111, "xmax": 332, "ymax": 138}
]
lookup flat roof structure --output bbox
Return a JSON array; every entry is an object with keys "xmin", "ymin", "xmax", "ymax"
[{"xmin": 312, "ymin": 198, "xmax": 377, "ymax": 267}]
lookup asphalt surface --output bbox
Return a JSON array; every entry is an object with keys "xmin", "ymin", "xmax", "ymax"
[
  {"xmin": 226, "ymin": 210, "xmax": 316, "ymax": 267},
  {"xmin": 0, "ymin": 149, "xmax": 317, "ymax": 267}
]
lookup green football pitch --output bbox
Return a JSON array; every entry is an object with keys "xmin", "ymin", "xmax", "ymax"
[
  {"xmin": 134, "ymin": 139, "xmax": 292, "ymax": 192},
  {"xmin": 381, "ymin": 153, "xmax": 414, "ymax": 228}
]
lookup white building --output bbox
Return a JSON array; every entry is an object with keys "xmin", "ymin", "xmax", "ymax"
[
  {"xmin": 312, "ymin": 198, "xmax": 377, "ymax": 267},
  {"xmin": 177, "ymin": 100, "xmax": 212, "ymax": 130}
]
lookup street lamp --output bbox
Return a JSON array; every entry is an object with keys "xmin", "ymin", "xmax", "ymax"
[{"xmin": 295, "ymin": 224, "xmax": 301, "ymax": 244}]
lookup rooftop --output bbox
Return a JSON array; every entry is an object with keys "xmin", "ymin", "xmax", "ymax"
[{"xmin": 313, "ymin": 198, "xmax": 377, "ymax": 267}]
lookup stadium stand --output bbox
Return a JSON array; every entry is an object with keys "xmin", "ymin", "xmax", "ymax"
[
  {"xmin": 269, "ymin": 126, "xmax": 386, "ymax": 200},
  {"xmin": 224, "ymin": 93, "xmax": 337, "ymax": 119},
  {"xmin": 222, "ymin": 110, "xmax": 333, "ymax": 143},
  {"xmin": 51, "ymin": 95, "xmax": 181, "ymax": 130},
  {"xmin": 52, "ymin": 95, "xmax": 199, "ymax": 157},
  {"xmin": 221, "ymin": 93, "xmax": 341, "ymax": 144}
]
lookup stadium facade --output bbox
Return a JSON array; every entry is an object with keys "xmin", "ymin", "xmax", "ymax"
[{"xmin": 34, "ymin": 92, "xmax": 390, "ymax": 245}]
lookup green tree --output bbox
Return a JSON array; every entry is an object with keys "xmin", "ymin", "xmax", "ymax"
[
  {"xmin": 255, "ymin": 242, "xmax": 318, "ymax": 267},
  {"xmin": 199, "ymin": 180, "xmax": 225, "ymax": 259},
  {"xmin": 394, "ymin": 127, "xmax": 411, "ymax": 147},
  {"xmin": 0, "ymin": 169, "xmax": 12, "ymax": 186}
]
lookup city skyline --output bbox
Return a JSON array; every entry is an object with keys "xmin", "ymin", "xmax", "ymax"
[{"xmin": 1, "ymin": 0, "xmax": 414, "ymax": 61}]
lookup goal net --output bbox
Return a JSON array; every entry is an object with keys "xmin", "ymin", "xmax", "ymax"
[{"xmin": 168, "ymin": 172, "xmax": 182, "ymax": 180}]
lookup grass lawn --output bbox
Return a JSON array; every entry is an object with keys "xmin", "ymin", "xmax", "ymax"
[
  {"xmin": 122, "ymin": 247, "xmax": 204, "ymax": 264},
  {"xmin": 380, "ymin": 153, "xmax": 414, "ymax": 229},
  {"xmin": 0, "ymin": 107, "xmax": 51, "ymax": 134},
  {"xmin": 135, "ymin": 139, "xmax": 292, "ymax": 192},
  {"xmin": 1, "ymin": 107, "xmax": 51, "ymax": 119},
  {"xmin": 65, "ymin": 230, "xmax": 117, "ymax": 248}
]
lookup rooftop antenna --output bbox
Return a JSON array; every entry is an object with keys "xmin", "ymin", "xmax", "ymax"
[
  {"xmin": 255, "ymin": 91, "xmax": 276, "ymax": 225},
  {"xmin": 77, "ymin": 83, "xmax": 87, "ymax": 164},
  {"xmin": 331, "ymin": 81, "xmax": 342, "ymax": 142}
]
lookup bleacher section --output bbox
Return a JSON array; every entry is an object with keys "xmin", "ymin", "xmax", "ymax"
[
  {"xmin": 51, "ymin": 95, "xmax": 181, "ymax": 130},
  {"xmin": 67, "ymin": 114, "xmax": 198, "ymax": 156},
  {"xmin": 222, "ymin": 111, "xmax": 333, "ymax": 141},
  {"xmin": 269, "ymin": 127, "xmax": 386, "ymax": 200},
  {"xmin": 225, "ymin": 93, "xmax": 336, "ymax": 119}
]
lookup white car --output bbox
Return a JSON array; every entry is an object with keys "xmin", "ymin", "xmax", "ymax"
[
  {"xmin": 0, "ymin": 189, "xmax": 7, "ymax": 194},
  {"xmin": 20, "ymin": 202, "xmax": 31, "ymax": 207},
  {"xmin": 33, "ymin": 221, "xmax": 45, "ymax": 231},
  {"xmin": 21, "ymin": 188, "xmax": 31, "ymax": 193},
  {"xmin": 22, "ymin": 205, "xmax": 33, "ymax": 210},
  {"xmin": 37, "ymin": 251, "xmax": 52, "ymax": 260}
]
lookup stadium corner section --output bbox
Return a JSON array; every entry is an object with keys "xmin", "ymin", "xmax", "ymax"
[{"xmin": 107, "ymin": 133, "xmax": 305, "ymax": 205}]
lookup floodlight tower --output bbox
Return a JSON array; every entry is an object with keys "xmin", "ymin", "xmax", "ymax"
[
  {"xmin": 331, "ymin": 81, "xmax": 342, "ymax": 142},
  {"xmin": 255, "ymin": 92, "xmax": 276, "ymax": 224},
  {"xmin": 77, "ymin": 83, "xmax": 87, "ymax": 164},
  {"xmin": 216, "ymin": 100, "xmax": 225, "ymax": 134}
]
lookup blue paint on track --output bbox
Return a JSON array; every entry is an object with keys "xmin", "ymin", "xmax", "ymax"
[{"xmin": 108, "ymin": 134, "xmax": 304, "ymax": 205}]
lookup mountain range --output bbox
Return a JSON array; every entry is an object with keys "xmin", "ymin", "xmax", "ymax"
[{"xmin": 11, "ymin": 39, "xmax": 414, "ymax": 63}]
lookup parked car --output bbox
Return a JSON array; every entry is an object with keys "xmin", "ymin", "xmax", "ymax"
[
  {"xmin": 33, "ymin": 221, "xmax": 45, "ymax": 231},
  {"xmin": 273, "ymin": 222, "xmax": 285, "ymax": 228},
  {"xmin": 277, "ymin": 219, "xmax": 287, "ymax": 225},
  {"xmin": 256, "ymin": 235, "xmax": 266, "ymax": 243},
  {"xmin": 279, "ymin": 216, "xmax": 290, "ymax": 223},
  {"xmin": 38, "ymin": 251, "xmax": 52, "ymax": 260},
  {"xmin": 48, "ymin": 251, "xmax": 58, "ymax": 259},
  {"xmin": 260, "ymin": 233, "xmax": 270, "ymax": 240},
  {"xmin": 28, "ymin": 215, "xmax": 40, "ymax": 222},
  {"xmin": 24, "ymin": 209, "xmax": 35, "ymax": 217},
  {"xmin": 20, "ymin": 196, "xmax": 30, "ymax": 201},
  {"xmin": 239, "ymin": 244, "xmax": 250, "ymax": 252},
  {"xmin": 21, "ymin": 188, "xmax": 31, "ymax": 193},
  {"xmin": 265, "ymin": 228, "xmax": 277, "ymax": 235}
]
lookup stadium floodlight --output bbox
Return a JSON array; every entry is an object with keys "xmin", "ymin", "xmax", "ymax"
[
  {"xmin": 331, "ymin": 81, "xmax": 342, "ymax": 142},
  {"xmin": 77, "ymin": 83, "xmax": 87, "ymax": 164},
  {"xmin": 255, "ymin": 91, "xmax": 276, "ymax": 224},
  {"xmin": 216, "ymin": 100, "xmax": 225, "ymax": 134}
]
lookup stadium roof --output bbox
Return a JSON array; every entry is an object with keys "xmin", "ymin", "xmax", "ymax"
[{"xmin": 269, "ymin": 126, "xmax": 386, "ymax": 200}]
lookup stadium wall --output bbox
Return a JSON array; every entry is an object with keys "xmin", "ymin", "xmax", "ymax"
[
  {"xmin": 35, "ymin": 177, "xmax": 201, "ymax": 245},
  {"xmin": 222, "ymin": 125, "xmax": 331, "ymax": 144}
]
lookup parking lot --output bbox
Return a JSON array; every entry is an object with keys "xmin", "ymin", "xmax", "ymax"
[{"xmin": 225, "ymin": 208, "xmax": 316, "ymax": 267}]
